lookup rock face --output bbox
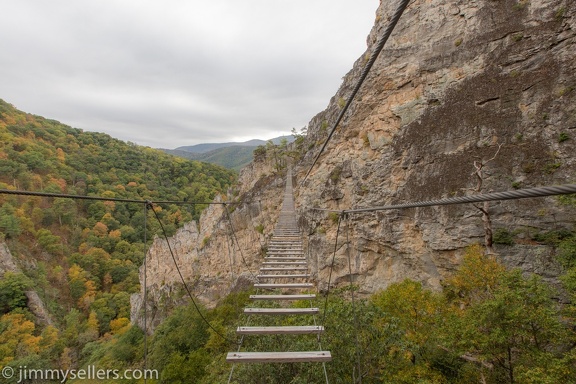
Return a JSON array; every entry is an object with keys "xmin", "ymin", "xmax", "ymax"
[
  {"xmin": 296, "ymin": 0, "xmax": 575, "ymax": 292},
  {"xmin": 0, "ymin": 243, "xmax": 54, "ymax": 326},
  {"xmin": 131, "ymin": 161, "xmax": 287, "ymax": 332},
  {"xmin": 132, "ymin": 0, "xmax": 576, "ymax": 328}
]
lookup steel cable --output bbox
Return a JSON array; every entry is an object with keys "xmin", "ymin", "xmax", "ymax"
[
  {"xmin": 309, "ymin": 184, "xmax": 576, "ymax": 214},
  {"xmin": 148, "ymin": 203, "xmax": 240, "ymax": 346},
  {"xmin": 0, "ymin": 188, "xmax": 242, "ymax": 206}
]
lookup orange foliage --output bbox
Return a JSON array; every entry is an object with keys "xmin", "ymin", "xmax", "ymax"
[
  {"xmin": 79, "ymin": 280, "xmax": 97, "ymax": 310},
  {"xmin": 56, "ymin": 147, "xmax": 66, "ymax": 162},
  {"xmin": 0, "ymin": 313, "xmax": 43, "ymax": 366},
  {"xmin": 103, "ymin": 200, "xmax": 116, "ymax": 212},
  {"xmin": 49, "ymin": 177, "xmax": 67, "ymax": 192},
  {"xmin": 93, "ymin": 222, "xmax": 108, "ymax": 237}
]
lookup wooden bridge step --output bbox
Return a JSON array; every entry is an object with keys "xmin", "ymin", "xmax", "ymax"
[
  {"xmin": 250, "ymin": 294, "xmax": 315, "ymax": 301},
  {"xmin": 226, "ymin": 351, "xmax": 332, "ymax": 363},
  {"xmin": 260, "ymin": 267, "xmax": 308, "ymax": 272},
  {"xmin": 257, "ymin": 274, "xmax": 309, "ymax": 279},
  {"xmin": 237, "ymin": 326, "xmax": 324, "ymax": 335},
  {"xmin": 254, "ymin": 283, "xmax": 313, "ymax": 289},
  {"xmin": 267, "ymin": 251, "xmax": 304, "ymax": 254},
  {"xmin": 262, "ymin": 261, "xmax": 307, "ymax": 266},
  {"xmin": 243, "ymin": 307, "xmax": 319, "ymax": 315}
]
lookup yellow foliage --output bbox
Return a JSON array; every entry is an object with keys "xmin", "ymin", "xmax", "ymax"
[
  {"xmin": 0, "ymin": 313, "xmax": 43, "ymax": 366},
  {"xmin": 15, "ymin": 208, "xmax": 35, "ymax": 234},
  {"xmin": 372, "ymin": 279, "xmax": 443, "ymax": 347},
  {"xmin": 39, "ymin": 325, "xmax": 59, "ymax": 349},
  {"xmin": 445, "ymin": 243, "xmax": 506, "ymax": 307},
  {"xmin": 101, "ymin": 190, "xmax": 116, "ymax": 199},
  {"xmin": 87, "ymin": 311, "xmax": 100, "ymax": 333},
  {"xmin": 68, "ymin": 264, "xmax": 85, "ymax": 280},
  {"xmin": 109, "ymin": 318, "xmax": 131, "ymax": 335}
]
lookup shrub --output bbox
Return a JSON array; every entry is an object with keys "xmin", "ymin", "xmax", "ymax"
[
  {"xmin": 493, "ymin": 228, "xmax": 514, "ymax": 245},
  {"xmin": 559, "ymin": 132, "xmax": 570, "ymax": 143}
]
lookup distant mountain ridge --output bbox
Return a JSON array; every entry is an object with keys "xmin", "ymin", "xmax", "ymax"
[
  {"xmin": 161, "ymin": 135, "xmax": 294, "ymax": 171},
  {"xmin": 174, "ymin": 136, "xmax": 293, "ymax": 154}
]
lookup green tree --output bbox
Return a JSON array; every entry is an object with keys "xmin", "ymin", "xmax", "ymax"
[
  {"xmin": 36, "ymin": 228, "xmax": 64, "ymax": 256},
  {"xmin": 371, "ymin": 280, "xmax": 448, "ymax": 382},
  {"xmin": 0, "ymin": 272, "xmax": 32, "ymax": 313},
  {"xmin": 0, "ymin": 203, "xmax": 21, "ymax": 238},
  {"xmin": 443, "ymin": 245, "xmax": 569, "ymax": 383}
]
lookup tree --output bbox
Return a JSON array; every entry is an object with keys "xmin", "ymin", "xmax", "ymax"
[
  {"xmin": 371, "ymin": 281, "xmax": 448, "ymax": 382},
  {"xmin": 469, "ymin": 144, "xmax": 502, "ymax": 254},
  {"xmin": 53, "ymin": 198, "xmax": 77, "ymax": 226},
  {"xmin": 0, "ymin": 313, "xmax": 42, "ymax": 366},
  {"xmin": 0, "ymin": 272, "xmax": 32, "ymax": 314},
  {"xmin": 36, "ymin": 229, "xmax": 64, "ymax": 256},
  {"xmin": 0, "ymin": 203, "xmax": 21, "ymax": 238},
  {"xmin": 443, "ymin": 245, "xmax": 568, "ymax": 383}
]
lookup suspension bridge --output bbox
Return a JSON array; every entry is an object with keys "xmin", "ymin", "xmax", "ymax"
[
  {"xmin": 2, "ymin": 0, "xmax": 575, "ymax": 381},
  {"xmin": 226, "ymin": 168, "xmax": 332, "ymax": 368}
]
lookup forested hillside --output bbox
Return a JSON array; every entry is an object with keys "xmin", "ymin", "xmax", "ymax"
[
  {"xmin": 0, "ymin": 99, "xmax": 235, "ymax": 377},
  {"xmin": 163, "ymin": 145, "xmax": 257, "ymax": 171}
]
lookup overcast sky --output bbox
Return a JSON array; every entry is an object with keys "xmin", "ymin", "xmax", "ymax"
[{"xmin": 0, "ymin": 1, "xmax": 377, "ymax": 148}]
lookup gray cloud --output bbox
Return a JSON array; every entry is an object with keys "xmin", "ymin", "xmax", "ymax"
[{"xmin": 0, "ymin": 0, "xmax": 377, "ymax": 148}]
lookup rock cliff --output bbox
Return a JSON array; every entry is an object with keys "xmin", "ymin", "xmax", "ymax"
[
  {"xmin": 295, "ymin": 0, "xmax": 576, "ymax": 293},
  {"xmin": 132, "ymin": 0, "xmax": 576, "ymax": 329},
  {"xmin": 0, "ymin": 243, "xmax": 54, "ymax": 326}
]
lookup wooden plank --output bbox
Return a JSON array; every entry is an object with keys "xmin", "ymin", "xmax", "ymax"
[
  {"xmin": 254, "ymin": 283, "xmax": 313, "ymax": 289},
  {"xmin": 267, "ymin": 248, "xmax": 304, "ymax": 251},
  {"xmin": 257, "ymin": 274, "xmax": 309, "ymax": 279},
  {"xmin": 260, "ymin": 267, "xmax": 308, "ymax": 272},
  {"xmin": 226, "ymin": 351, "xmax": 332, "ymax": 363},
  {"xmin": 250, "ymin": 294, "xmax": 315, "ymax": 300},
  {"xmin": 243, "ymin": 307, "xmax": 319, "ymax": 315},
  {"xmin": 237, "ymin": 326, "xmax": 324, "ymax": 335},
  {"xmin": 267, "ymin": 251, "xmax": 303, "ymax": 254},
  {"xmin": 267, "ymin": 250, "xmax": 303, "ymax": 252},
  {"xmin": 262, "ymin": 262, "xmax": 307, "ymax": 266},
  {"xmin": 267, "ymin": 249, "xmax": 303, "ymax": 251}
]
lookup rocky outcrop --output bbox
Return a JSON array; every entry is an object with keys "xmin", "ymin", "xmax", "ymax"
[
  {"xmin": 132, "ymin": 0, "xmax": 576, "ymax": 328},
  {"xmin": 0, "ymin": 242, "xmax": 54, "ymax": 326},
  {"xmin": 131, "ymin": 160, "xmax": 288, "ymax": 332},
  {"xmin": 295, "ymin": 0, "xmax": 575, "ymax": 291}
]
